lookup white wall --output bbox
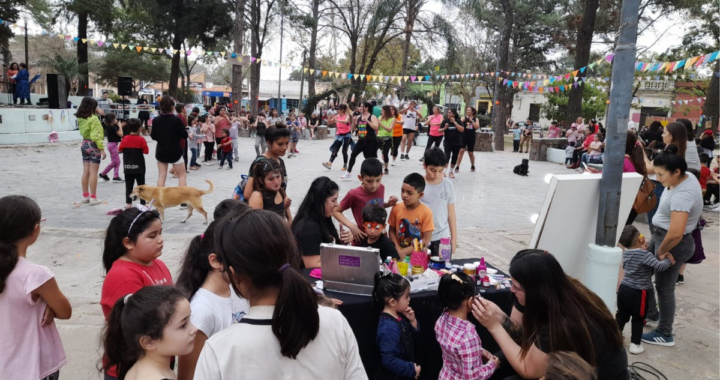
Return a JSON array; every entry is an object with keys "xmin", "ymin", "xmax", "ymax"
[{"xmin": 0, "ymin": 107, "xmax": 80, "ymax": 145}]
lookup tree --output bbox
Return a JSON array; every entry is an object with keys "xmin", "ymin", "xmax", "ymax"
[
  {"xmin": 38, "ymin": 54, "xmax": 87, "ymax": 96},
  {"xmin": 541, "ymin": 81, "xmax": 608, "ymax": 122},
  {"xmin": 247, "ymin": 0, "xmax": 278, "ymax": 115},
  {"xmin": 94, "ymin": 49, "xmax": 170, "ymax": 90},
  {"xmin": 231, "ymin": 0, "xmax": 247, "ymax": 108},
  {"xmin": 0, "ymin": 0, "xmax": 26, "ymax": 65}
]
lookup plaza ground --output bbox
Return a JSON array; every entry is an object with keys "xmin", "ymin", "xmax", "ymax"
[{"xmin": 0, "ymin": 136, "xmax": 717, "ymax": 379}]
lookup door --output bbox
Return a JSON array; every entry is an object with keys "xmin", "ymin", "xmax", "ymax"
[{"xmin": 529, "ymin": 104, "xmax": 540, "ymax": 122}]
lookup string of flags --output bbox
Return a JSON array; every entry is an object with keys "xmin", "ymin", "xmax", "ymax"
[
  {"xmin": 2, "ymin": 18, "xmax": 719, "ymax": 86},
  {"xmin": 671, "ymin": 96, "xmax": 706, "ymax": 105}
]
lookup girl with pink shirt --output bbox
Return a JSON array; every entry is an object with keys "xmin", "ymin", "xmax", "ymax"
[
  {"xmin": 422, "ymin": 106, "xmax": 444, "ymax": 162},
  {"xmin": 323, "ymin": 104, "xmax": 354, "ymax": 170},
  {"xmin": 0, "ymin": 195, "xmax": 72, "ymax": 380}
]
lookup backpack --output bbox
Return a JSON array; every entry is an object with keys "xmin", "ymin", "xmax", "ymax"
[
  {"xmin": 231, "ymin": 156, "xmax": 269, "ymax": 202},
  {"xmin": 633, "ymin": 176, "xmax": 657, "ymax": 214}
]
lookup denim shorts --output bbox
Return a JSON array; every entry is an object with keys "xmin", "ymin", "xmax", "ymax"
[{"xmin": 81, "ymin": 140, "xmax": 101, "ymax": 164}]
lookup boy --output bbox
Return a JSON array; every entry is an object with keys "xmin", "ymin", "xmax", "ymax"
[
  {"xmin": 334, "ymin": 158, "xmax": 398, "ymax": 240},
  {"xmin": 388, "ymin": 173, "xmax": 434, "ymax": 259},
  {"xmin": 512, "ymin": 122, "xmax": 522, "ymax": 152},
  {"xmin": 99, "ymin": 113, "xmax": 124, "ymax": 183},
  {"xmin": 118, "ymin": 119, "xmax": 148, "ymax": 208},
  {"xmin": 230, "ymin": 116, "xmax": 240, "ymax": 161},
  {"xmin": 288, "ymin": 114, "xmax": 300, "ymax": 157},
  {"xmin": 243, "ymin": 127, "xmax": 290, "ymax": 202},
  {"xmin": 565, "ymin": 141, "xmax": 576, "ymax": 165},
  {"xmin": 357, "ymin": 205, "xmax": 399, "ymax": 260},
  {"xmin": 421, "ymin": 148, "xmax": 456, "ymax": 257},
  {"xmin": 218, "ymin": 129, "xmax": 234, "ymax": 169}
]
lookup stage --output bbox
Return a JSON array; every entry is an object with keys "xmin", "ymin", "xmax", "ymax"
[{"xmin": 0, "ymin": 98, "xmax": 80, "ymax": 145}]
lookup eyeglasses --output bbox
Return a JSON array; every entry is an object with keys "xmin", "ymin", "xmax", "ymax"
[
  {"xmin": 39, "ymin": 218, "xmax": 46, "ymax": 227},
  {"xmin": 364, "ymin": 222, "xmax": 385, "ymax": 230}
]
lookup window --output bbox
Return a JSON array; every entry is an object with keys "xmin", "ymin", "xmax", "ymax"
[{"xmin": 286, "ymin": 99, "xmax": 299, "ymax": 110}]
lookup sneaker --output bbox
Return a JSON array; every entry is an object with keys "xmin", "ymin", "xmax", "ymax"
[
  {"xmin": 340, "ymin": 172, "xmax": 352, "ymax": 180},
  {"xmin": 219, "ymin": 165, "xmax": 224, "ymax": 169},
  {"xmin": 204, "ymin": 162, "xmax": 213, "ymax": 166},
  {"xmin": 455, "ymin": 167, "xmax": 459, "ymax": 173},
  {"xmin": 80, "ymin": 197, "xmax": 90, "ymax": 204},
  {"xmin": 391, "ymin": 159, "xmax": 396, "ymax": 166},
  {"xmin": 99, "ymin": 173, "xmax": 110, "ymax": 181},
  {"xmin": 113, "ymin": 177, "xmax": 124, "ymax": 183},
  {"xmin": 322, "ymin": 162, "xmax": 332, "ymax": 170},
  {"xmin": 629, "ymin": 343, "xmax": 644, "ymax": 355},
  {"xmin": 384, "ymin": 168, "xmax": 389, "ymax": 175},
  {"xmin": 677, "ymin": 274, "xmax": 684, "ymax": 284},
  {"xmin": 645, "ymin": 315, "xmax": 659, "ymax": 327},
  {"xmin": 400, "ymin": 154, "xmax": 406, "ymax": 160},
  {"xmin": 470, "ymin": 166, "xmax": 475, "ymax": 172},
  {"xmin": 405, "ymin": 155, "xmax": 410, "ymax": 161},
  {"xmin": 89, "ymin": 198, "xmax": 102, "ymax": 206},
  {"xmin": 641, "ymin": 330, "xmax": 674, "ymax": 346}
]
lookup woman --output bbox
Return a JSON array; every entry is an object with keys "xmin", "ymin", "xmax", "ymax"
[
  {"xmin": 454, "ymin": 106, "xmax": 479, "ymax": 172},
  {"xmin": 267, "ymin": 108, "xmax": 281, "ymax": 128},
  {"xmin": 399, "ymin": 101, "xmax": 419, "ymax": 160},
  {"xmin": 323, "ymin": 104, "xmax": 353, "ymax": 170},
  {"xmin": 645, "ymin": 122, "xmax": 688, "ymax": 226},
  {"xmin": 624, "ymin": 131, "xmax": 648, "ymax": 225},
  {"xmin": 290, "ymin": 177, "xmax": 352, "ymax": 268},
  {"xmin": 13, "ymin": 63, "xmax": 31, "ymax": 105},
  {"xmin": 6, "ymin": 62, "xmax": 18, "ymax": 105},
  {"xmin": 568, "ymin": 128, "xmax": 596, "ymax": 169},
  {"xmin": 472, "ymin": 250, "xmax": 629, "ymax": 380},
  {"xmin": 150, "ymin": 96, "xmax": 188, "ymax": 188},
  {"xmin": 642, "ymin": 121, "xmax": 664, "ymax": 148},
  {"xmin": 77, "ymin": 97, "xmax": 106, "ymax": 205},
  {"xmin": 309, "ymin": 112, "xmax": 320, "ymax": 139},
  {"xmin": 378, "ymin": 105, "xmax": 395, "ymax": 175},
  {"xmin": 422, "ymin": 106, "xmax": 444, "ymax": 161},
  {"xmin": 214, "ymin": 107, "xmax": 231, "ymax": 159},
  {"xmin": 441, "ymin": 108, "xmax": 464, "ymax": 178},
  {"xmin": 677, "ymin": 118, "xmax": 702, "ymax": 174},
  {"xmin": 547, "ymin": 122, "xmax": 560, "ymax": 138},
  {"xmin": 641, "ymin": 146, "xmax": 703, "ymax": 347},
  {"xmin": 193, "ymin": 209, "xmax": 366, "ymax": 380},
  {"xmin": 200, "ymin": 115, "xmax": 216, "ymax": 164},
  {"xmin": 390, "ymin": 106, "xmax": 404, "ymax": 165}
]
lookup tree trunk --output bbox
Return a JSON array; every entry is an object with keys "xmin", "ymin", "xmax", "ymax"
[
  {"xmin": 77, "ymin": 12, "xmax": 89, "ymax": 96},
  {"xmin": 702, "ymin": 60, "xmax": 719, "ymax": 131},
  {"xmin": 168, "ymin": 35, "xmax": 183, "ymax": 98},
  {"xmin": 250, "ymin": 0, "xmax": 261, "ymax": 116},
  {"xmin": 0, "ymin": 30, "xmax": 11, "ymax": 68},
  {"xmin": 232, "ymin": 0, "xmax": 247, "ymax": 108},
  {"xmin": 398, "ymin": 12, "xmax": 414, "ymax": 100},
  {"xmin": 565, "ymin": 0, "xmax": 599, "ymax": 127},
  {"xmin": 493, "ymin": 0, "xmax": 513, "ymax": 151},
  {"xmin": 307, "ymin": 0, "xmax": 319, "ymax": 97}
]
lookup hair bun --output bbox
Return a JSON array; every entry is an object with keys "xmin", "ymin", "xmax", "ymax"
[{"xmin": 664, "ymin": 144, "xmax": 679, "ymax": 155}]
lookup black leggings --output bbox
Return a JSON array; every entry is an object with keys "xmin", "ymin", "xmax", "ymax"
[
  {"xmin": 124, "ymin": 172, "xmax": 146, "ymax": 204},
  {"xmin": 444, "ymin": 143, "xmax": 461, "ymax": 167},
  {"xmin": 391, "ymin": 136, "xmax": 402, "ymax": 158},
  {"xmin": 203, "ymin": 142, "xmax": 214, "ymax": 161},
  {"xmin": 616, "ymin": 284, "xmax": 648, "ymax": 345},
  {"xmin": 705, "ymin": 183, "xmax": 719, "ymax": 203},
  {"xmin": 425, "ymin": 135, "xmax": 443, "ymax": 151},
  {"xmin": 380, "ymin": 137, "xmax": 392, "ymax": 164},
  {"xmin": 347, "ymin": 138, "xmax": 378, "ymax": 173},
  {"xmin": 329, "ymin": 134, "xmax": 352, "ymax": 164}
]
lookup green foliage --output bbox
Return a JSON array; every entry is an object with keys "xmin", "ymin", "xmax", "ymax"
[
  {"xmin": 541, "ymin": 82, "xmax": 608, "ymax": 122},
  {"xmin": 37, "ymin": 54, "xmax": 88, "ymax": 96},
  {"xmin": 94, "ymin": 49, "xmax": 170, "ymax": 88}
]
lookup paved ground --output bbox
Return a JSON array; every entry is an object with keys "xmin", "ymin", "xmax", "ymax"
[{"xmin": 0, "ymin": 136, "xmax": 717, "ymax": 379}]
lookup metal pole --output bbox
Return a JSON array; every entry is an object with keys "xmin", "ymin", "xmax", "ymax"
[
  {"xmin": 24, "ymin": 20, "xmax": 29, "ymax": 68},
  {"xmin": 277, "ymin": 11, "xmax": 284, "ymax": 112},
  {"xmin": 492, "ymin": 32, "xmax": 501, "ymax": 117},
  {"xmin": 595, "ymin": 0, "xmax": 640, "ymax": 246},
  {"xmin": 298, "ymin": 49, "xmax": 307, "ymax": 111}
]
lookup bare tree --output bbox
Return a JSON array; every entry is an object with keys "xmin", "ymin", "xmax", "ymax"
[{"xmin": 247, "ymin": 0, "xmax": 278, "ymax": 115}]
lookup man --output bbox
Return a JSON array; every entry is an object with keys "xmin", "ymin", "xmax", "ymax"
[
  {"xmin": 520, "ymin": 118, "xmax": 534, "ymax": 153},
  {"xmin": 97, "ymin": 91, "xmax": 113, "ymax": 119}
]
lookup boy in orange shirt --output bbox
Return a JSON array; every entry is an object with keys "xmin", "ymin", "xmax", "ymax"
[{"xmin": 388, "ymin": 173, "xmax": 434, "ymax": 259}]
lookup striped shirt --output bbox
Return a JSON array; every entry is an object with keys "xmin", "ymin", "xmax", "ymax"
[{"xmin": 621, "ymin": 248, "xmax": 672, "ymax": 290}]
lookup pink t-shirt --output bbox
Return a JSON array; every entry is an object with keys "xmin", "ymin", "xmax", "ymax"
[
  {"xmin": 623, "ymin": 157, "xmax": 636, "ymax": 173},
  {"xmin": 0, "ymin": 258, "xmax": 67, "ymax": 379},
  {"xmin": 340, "ymin": 184, "xmax": 385, "ymax": 228},
  {"xmin": 429, "ymin": 115, "xmax": 444, "ymax": 137},
  {"xmin": 336, "ymin": 114, "xmax": 351, "ymax": 135}
]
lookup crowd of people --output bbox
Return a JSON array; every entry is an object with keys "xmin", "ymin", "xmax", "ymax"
[{"xmin": 0, "ymin": 93, "xmax": 717, "ymax": 380}]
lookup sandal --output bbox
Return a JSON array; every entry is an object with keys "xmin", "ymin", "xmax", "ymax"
[{"xmin": 471, "ymin": 166, "xmax": 476, "ymax": 172}]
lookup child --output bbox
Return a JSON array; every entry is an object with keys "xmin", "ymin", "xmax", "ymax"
[
  {"xmin": 201, "ymin": 115, "xmax": 215, "ymax": 164},
  {"xmin": 373, "ymin": 272, "xmax": 421, "ymax": 380},
  {"xmin": 435, "ymin": 272, "xmax": 499, "ymax": 379},
  {"xmin": 101, "ymin": 207, "xmax": 172, "ymax": 379},
  {"xmin": 99, "ymin": 113, "xmax": 124, "ymax": 183},
  {"xmin": 357, "ymin": 205, "xmax": 399, "ymax": 260},
  {"xmin": 565, "ymin": 141, "xmax": 576, "ymax": 165},
  {"xmin": 77, "ymin": 96, "xmax": 106, "ymax": 205},
  {"xmin": 213, "ymin": 198, "xmax": 248, "ymax": 220},
  {"xmin": 176, "ymin": 220, "xmax": 249, "ymax": 380},
  {"xmin": 512, "ymin": 122, "xmax": 522, "ymax": 152},
  {"xmin": 230, "ymin": 116, "xmax": 240, "ymax": 161},
  {"xmin": 103, "ymin": 286, "xmax": 197, "ymax": 380},
  {"xmin": 118, "ymin": 119, "xmax": 149, "ymax": 208},
  {"xmin": 218, "ymin": 129, "xmax": 234, "ymax": 169},
  {"xmin": 541, "ymin": 351, "xmax": 598, "ymax": 380},
  {"xmin": 0, "ymin": 195, "xmax": 72, "ymax": 380},
  {"xmin": 288, "ymin": 114, "xmax": 300, "ymax": 157},
  {"xmin": 188, "ymin": 115, "xmax": 203, "ymax": 170},
  {"xmin": 248, "ymin": 158, "xmax": 293, "ymax": 222},
  {"xmin": 616, "ymin": 225, "xmax": 674, "ymax": 355},
  {"xmin": 334, "ymin": 158, "xmax": 398, "ymax": 241},
  {"xmin": 422, "ymin": 148, "xmax": 457, "ymax": 257},
  {"xmin": 389, "ymin": 173, "xmax": 434, "ymax": 259}
]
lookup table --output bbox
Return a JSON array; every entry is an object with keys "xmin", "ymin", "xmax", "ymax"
[{"xmin": 304, "ymin": 258, "xmax": 513, "ymax": 380}]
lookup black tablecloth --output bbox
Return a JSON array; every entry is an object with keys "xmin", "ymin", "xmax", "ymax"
[{"xmin": 303, "ymin": 258, "xmax": 513, "ymax": 380}]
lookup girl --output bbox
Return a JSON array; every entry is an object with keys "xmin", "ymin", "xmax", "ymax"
[
  {"xmin": 77, "ymin": 96, "xmax": 107, "ymax": 205},
  {"xmin": 391, "ymin": 106, "xmax": 404, "ymax": 166},
  {"xmin": 298, "ymin": 112, "xmax": 308, "ymax": 139},
  {"xmin": 187, "ymin": 115, "xmax": 202, "ymax": 170},
  {"xmin": 101, "ymin": 207, "xmax": 173, "ymax": 380},
  {"xmin": 456, "ymin": 107, "xmax": 478, "ymax": 172},
  {"xmin": 378, "ymin": 105, "xmax": 395, "ymax": 175},
  {"xmin": 248, "ymin": 158, "xmax": 292, "ymax": 222},
  {"xmin": 0, "ymin": 195, "xmax": 72, "ymax": 380},
  {"xmin": 7, "ymin": 62, "xmax": 19, "ymax": 105},
  {"xmin": 435, "ymin": 272, "xmax": 498, "ymax": 379},
  {"xmin": 422, "ymin": 106, "xmax": 444, "ymax": 161},
  {"xmin": 193, "ymin": 209, "xmax": 366, "ymax": 380},
  {"xmin": 103, "ymin": 285, "xmax": 197, "ymax": 380},
  {"xmin": 100, "ymin": 113, "xmax": 124, "ymax": 183},
  {"xmin": 323, "ymin": 104, "xmax": 353, "ymax": 170},
  {"xmin": 14, "ymin": 62, "xmax": 31, "ymax": 105},
  {"xmin": 200, "ymin": 115, "xmax": 215, "ymax": 164},
  {"xmin": 288, "ymin": 114, "xmax": 300, "ymax": 157},
  {"xmin": 176, "ymin": 222, "xmax": 250, "ymax": 380},
  {"xmin": 150, "ymin": 96, "xmax": 188, "ymax": 188},
  {"xmin": 373, "ymin": 272, "xmax": 421, "ymax": 380},
  {"xmin": 440, "ymin": 109, "xmax": 465, "ymax": 178}
]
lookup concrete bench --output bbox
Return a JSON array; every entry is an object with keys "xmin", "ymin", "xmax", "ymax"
[
  {"xmin": 547, "ymin": 148, "xmax": 566, "ymax": 164},
  {"xmin": 530, "ymin": 138, "xmax": 567, "ymax": 161}
]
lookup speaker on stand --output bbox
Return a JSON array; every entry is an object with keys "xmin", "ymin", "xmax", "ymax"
[
  {"xmin": 118, "ymin": 76, "xmax": 133, "ymax": 96},
  {"xmin": 47, "ymin": 74, "xmax": 68, "ymax": 109}
]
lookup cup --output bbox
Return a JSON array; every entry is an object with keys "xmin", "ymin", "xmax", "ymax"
[
  {"xmin": 398, "ymin": 262, "xmax": 409, "ymax": 276},
  {"xmin": 412, "ymin": 265, "xmax": 424, "ymax": 275}
]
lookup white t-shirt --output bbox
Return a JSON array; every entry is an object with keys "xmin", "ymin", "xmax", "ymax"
[
  {"xmin": 651, "ymin": 174, "xmax": 703, "ymax": 234},
  {"xmin": 420, "ymin": 178, "xmax": 456, "ymax": 241},
  {"xmin": 194, "ymin": 305, "xmax": 367, "ymax": 380},
  {"xmin": 403, "ymin": 110, "xmax": 418, "ymax": 131},
  {"xmin": 684, "ymin": 145, "xmax": 701, "ymax": 172},
  {"xmin": 190, "ymin": 287, "xmax": 249, "ymax": 338}
]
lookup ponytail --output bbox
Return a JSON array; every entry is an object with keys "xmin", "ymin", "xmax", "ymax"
[
  {"xmin": 274, "ymin": 265, "xmax": 320, "ymax": 358},
  {"xmin": 0, "ymin": 195, "xmax": 42, "ymax": 293},
  {"xmin": 103, "ymin": 296, "xmax": 132, "ymax": 379},
  {"xmin": 0, "ymin": 242, "xmax": 18, "ymax": 293}
]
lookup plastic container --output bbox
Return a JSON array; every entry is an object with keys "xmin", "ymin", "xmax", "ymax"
[
  {"xmin": 477, "ymin": 257, "xmax": 487, "ymax": 279},
  {"xmin": 439, "ymin": 237, "xmax": 452, "ymax": 265},
  {"xmin": 429, "ymin": 256, "xmax": 444, "ymax": 270},
  {"xmin": 463, "ymin": 263, "xmax": 476, "ymax": 276},
  {"xmin": 411, "ymin": 265, "xmax": 425, "ymax": 275},
  {"xmin": 397, "ymin": 261, "xmax": 409, "ymax": 276}
]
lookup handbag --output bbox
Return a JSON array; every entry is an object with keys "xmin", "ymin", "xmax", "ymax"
[
  {"xmin": 633, "ymin": 176, "xmax": 657, "ymax": 214},
  {"xmin": 687, "ymin": 219, "xmax": 706, "ymax": 264}
]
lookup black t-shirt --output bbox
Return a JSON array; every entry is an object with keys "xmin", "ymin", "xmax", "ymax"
[
  {"xmin": 442, "ymin": 118, "xmax": 462, "ymax": 147},
  {"xmin": 150, "ymin": 114, "xmax": 188, "ymax": 163},
  {"xmin": 294, "ymin": 218, "xmax": 340, "ymax": 258},
  {"xmin": 356, "ymin": 114, "xmax": 377, "ymax": 139},
  {"xmin": 310, "ymin": 117, "xmax": 320, "ymax": 127},
  {"xmin": 104, "ymin": 123, "xmax": 122, "ymax": 143},
  {"xmin": 462, "ymin": 116, "xmax": 478, "ymax": 139},
  {"xmin": 644, "ymin": 128, "xmax": 663, "ymax": 144},
  {"xmin": 256, "ymin": 121, "xmax": 267, "ymax": 136},
  {"xmin": 535, "ymin": 324, "xmax": 629, "ymax": 380},
  {"xmin": 248, "ymin": 156, "xmax": 287, "ymax": 190},
  {"xmin": 358, "ymin": 234, "xmax": 399, "ymax": 260}
]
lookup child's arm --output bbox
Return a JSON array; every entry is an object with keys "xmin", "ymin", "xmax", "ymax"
[
  {"xmin": 643, "ymin": 251, "xmax": 674, "ymax": 271},
  {"xmin": 388, "ymin": 225, "xmax": 411, "ymax": 260},
  {"xmin": 32, "ymin": 277, "xmax": 72, "ymax": 323},
  {"xmin": 459, "ymin": 340, "xmax": 497, "ymax": 380},
  {"xmin": 285, "ymin": 206, "xmax": 293, "ymax": 225},
  {"xmin": 377, "ymin": 324, "xmax": 418, "ymax": 378},
  {"xmin": 332, "ymin": 207, "xmax": 365, "ymax": 241},
  {"xmin": 383, "ymin": 196, "xmax": 398, "ymax": 208},
  {"xmin": 142, "ymin": 139, "xmax": 149, "ymax": 154},
  {"xmin": 421, "ymin": 231, "xmax": 432, "ymax": 250},
  {"xmin": 448, "ymin": 203, "xmax": 457, "ymax": 253},
  {"xmin": 116, "ymin": 123, "xmax": 124, "ymax": 137},
  {"xmin": 248, "ymin": 191, "xmax": 264, "ymax": 210}
]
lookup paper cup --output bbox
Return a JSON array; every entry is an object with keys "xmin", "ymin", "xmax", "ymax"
[{"xmin": 398, "ymin": 262, "xmax": 409, "ymax": 276}]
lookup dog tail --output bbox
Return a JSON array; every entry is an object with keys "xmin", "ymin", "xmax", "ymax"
[{"xmin": 202, "ymin": 180, "xmax": 215, "ymax": 195}]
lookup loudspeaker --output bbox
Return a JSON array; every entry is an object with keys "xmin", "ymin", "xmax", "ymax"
[
  {"xmin": 118, "ymin": 76, "xmax": 133, "ymax": 96},
  {"xmin": 46, "ymin": 74, "xmax": 68, "ymax": 109}
]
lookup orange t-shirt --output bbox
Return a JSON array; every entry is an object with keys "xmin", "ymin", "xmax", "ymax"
[
  {"xmin": 393, "ymin": 116, "xmax": 404, "ymax": 137},
  {"xmin": 388, "ymin": 202, "xmax": 434, "ymax": 248}
]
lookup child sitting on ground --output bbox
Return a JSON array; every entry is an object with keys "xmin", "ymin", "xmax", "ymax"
[
  {"xmin": 388, "ymin": 173, "xmax": 434, "ymax": 259},
  {"xmin": 248, "ymin": 158, "xmax": 292, "ymax": 222},
  {"xmin": 565, "ymin": 141, "xmax": 576, "ymax": 166},
  {"xmin": 373, "ymin": 272, "xmax": 421, "ymax": 380},
  {"xmin": 435, "ymin": 272, "xmax": 499, "ymax": 379},
  {"xmin": 616, "ymin": 225, "xmax": 674, "ymax": 355},
  {"xmin": 357, "ymin": 205, "xmax": 399, "ymax": 260}
]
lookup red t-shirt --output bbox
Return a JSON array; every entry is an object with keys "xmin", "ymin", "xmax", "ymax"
[
  {"xmin": 700, "ymin": 166, "xmax": 710, "ymax": 189},
  {"xmin": 339, "ymin": 184, "xmax": 385, "ymax": 228},
  {"xmin": 221, "ymin": 136, "xmax": 233, "ymax": 153},
  {"xmin": 100, "ymin": 259, "xmax": 172, "ymax": 377}
]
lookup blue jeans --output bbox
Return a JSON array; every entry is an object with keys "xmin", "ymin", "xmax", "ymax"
[
  {"xmin": 646, "ymin": 180, "xmax": 665, "ymax": 227},
  {"xmin": 219, "ymin": 150, "xmax": 233, "ymax": 168},
  {"xmin": 190, "ymin": 147, "xmax": 198, "ymax": 167}
]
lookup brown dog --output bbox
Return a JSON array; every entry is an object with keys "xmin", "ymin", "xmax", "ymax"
[{"xmin": 129, "ymin": 180, "xmax": 214, "ymax": 223}]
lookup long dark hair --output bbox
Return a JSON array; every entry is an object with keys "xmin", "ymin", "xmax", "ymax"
[
  {"xmin": 176, "ymin": 222, "xmax": 220, "ymax": 299},
  {"xmin": 102, "ymin": 208, "xmax": 161, "ymax": 273},
  {"xmin": 447, "ymin": 108, "xmax": 461, "ymax": 123},
  {"xmin": 677, "ymin": 118, "xmax": 695, "ymax": 142},
  {"xmin": 291, "ymin": 177, "xmax": 339, "ymax": 243},
  {"xmin": 664, "ymin": 122, "xmax": 687, "ymax": 158},
  {"xmin": 372, "ymin": 272, "xmax": 410, "ymax": 311},
  {"xmin": 509, "ymin": 251, "xmax": 623, "ymax": 366},
  {"xmin": 438, "ymin": 272, "xmax": 475, "ymax": 310},
  {"xmin": 625, "ymin": 131, "xmax": 647, "ymax": 177},
  {"xmin": 9, "ymin": 62, "xmax": 19, "ymax": 70},
  {"xmin": 215, "ymin": 209, "xmax": 319, "ymax": 358},
  {"xmin": 0, "ymin": 195, "xmax": 41, "ymax": 293},
  {"xmin": 653, "ymin": 144, "xmax": 687, "ymax": 175},
  {"xmin": 103, "ymin": 285, "xmax": 186, "ymax": 380},
  {"xmin": 75, "ymin": 97, "xmax": 98, "ymax": 119},
  {"xmin": 380, "ymin": 105, "xmax": 393, "ymax": 120}
]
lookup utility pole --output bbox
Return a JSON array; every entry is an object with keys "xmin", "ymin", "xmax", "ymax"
[
  {"xmin": 24, "ymin": 20, "xmax": 29, "ymax": 68},
  {"xmin": 277, "ymin": 9, "xmax": 284, "ymax": 113},
  {"xmin": 595, "ymin": 0, "xmax": 640, "ymax": 246},
  {"xmin": 298, "ymin": 49, "xmax": 307, "ymax": 112}
]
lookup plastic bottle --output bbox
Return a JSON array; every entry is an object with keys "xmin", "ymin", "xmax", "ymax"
[
  {"xmin": 482, "ymin": 276, "xmax": 490, "ymax": 288},
  {"xmin": 477, "ymin": 257, "xmax": 487, "ymax": 279},
  {"xmin": 439, "ymin": 237, "xmax": 452, "ymax": 265}
]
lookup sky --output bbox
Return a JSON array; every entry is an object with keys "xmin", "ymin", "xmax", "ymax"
[{"xmin": 13, "ymin": 0, "xmax": 694, "ymax": 82}]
